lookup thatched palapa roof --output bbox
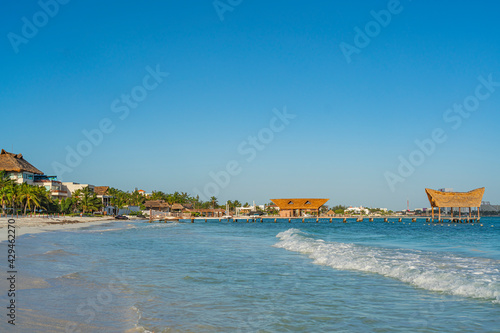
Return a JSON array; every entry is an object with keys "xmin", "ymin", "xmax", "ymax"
[
  {"xmin": 145, "ymin": 200, "xmax": 171, "ymax": 209},
  {"xmin": 0, "ymin": 149, "xmax": 43, "ymax": 174},
  {"xmin": 94, "ymin": 186, "xmax": 109, "ymax": 196},
  {"xmin": 270, "ymin": 198, "xmax": 329, "ymax": 210},
  {"xmin": 171, "ymin": 203, "xmax": 186, "ymax": 210},
  {"xmin": 425, "ymin": 188, "xmax": 485, "ymax": 208}
]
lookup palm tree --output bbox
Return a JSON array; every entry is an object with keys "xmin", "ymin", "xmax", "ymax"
[
  {"xmin": 19, "ymin": 183, "xmax": 41, "ymax": 215},
  {"xmin": 37, "ymin": 187, "xmax": 57, "ymax": 213},
  {"xmin": 108, "ymin": 187, "xmax": 126, "ymax": 215},
  {"xmin": 130, "ymin": 190, "xmax": 144, "ymax": 206},
  {"xmin": 59, "ymin": 197, "xmax": 74, "ymax": 214},
  {"xmin": 0, "ymin": 170, "xmax": 14, "ymax": 189},
  {"xmin": 0, "ymin": 171, "xmax": 15, "ymax": 215},
  {"xmin": 191, "ymin": 195, "xmax": 200, "ymax": 209},
  {"xmin": 210, "ymin": 196, "xmax": 218, "ymax": 209},
  {"xmin": 0, "ymin": 186, "xmax": 9, "ymax": 215},
  {"xmin": 6, "ymin": 184, "xmax": 20, "ymax": 215},
  {"xmin": 180, "ymin": 192, "xmax": 189, "ymax": 203},
  {"xmin": 74, "ymin": 186, "xmax": 101, "ymax": 214},
  {"xmin": 90, "ymin": 194, "xmax": 102, "ymax": 213},
  {"xmin": 72, "ymin": 188, "xmax": 83, "ymax": 212},
  {"xmin": 150, "ymin": 191, "xmax": 166, "ymax": 201}
]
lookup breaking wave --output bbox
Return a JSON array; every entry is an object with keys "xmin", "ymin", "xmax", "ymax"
[{"xmin": 274, "ymin": 228, "xmax": 500, "ymax": 303}]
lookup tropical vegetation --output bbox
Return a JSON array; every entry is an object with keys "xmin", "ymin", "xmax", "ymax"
[
  {"xmin": 0, "ymin": 170, "xmax": 56, "ymax": 215},
  {"xmin": 0, "ymin": 170, "xmax": 280, "ymax": 216}
]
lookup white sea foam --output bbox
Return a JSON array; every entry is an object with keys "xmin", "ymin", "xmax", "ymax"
[
  {"xmin": 130, "ymin": 306, "xmax": 150, "ymax": 333},
  {"xmin": 274, "ymin": 228, "xmax": 500, "ymax": 303}
]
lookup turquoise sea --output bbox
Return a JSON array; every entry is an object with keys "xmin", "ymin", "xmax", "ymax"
[{"xmin": 1, "ymin": 218, "xmax": 499, "ymax": 332}]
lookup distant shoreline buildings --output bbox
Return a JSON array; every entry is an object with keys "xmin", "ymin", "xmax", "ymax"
[
  {"xmin": 0, "ymin": 149, "xmax": 117, "ymax": 213},
  {"xmin": 1, "ymin": 149, "xmax": 495, "ymax": 217}
]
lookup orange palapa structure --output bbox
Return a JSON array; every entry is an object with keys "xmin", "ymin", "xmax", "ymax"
[
  {"xmin": 270, "ymin": 198, "xmax": 329, "ymax": 218},
  {"xmin": 425, "ymin": 187, "xmax": 485, "ymax": 222}
]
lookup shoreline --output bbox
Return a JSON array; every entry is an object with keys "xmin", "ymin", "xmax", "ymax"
[{"xmin": 0, "ymin": 216, "xmax": 143, "ymax": 241}]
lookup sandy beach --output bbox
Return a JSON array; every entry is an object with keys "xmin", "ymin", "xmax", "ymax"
[
  {"xmin": 0, "ymin": 215, "xmax": 147, "ymax": 332},
  {"xmin": 0, "ymin": 216, "xmax": 130, "ymax": 242}
]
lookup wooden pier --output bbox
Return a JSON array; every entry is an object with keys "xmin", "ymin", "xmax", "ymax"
[{"xmin": 147, "ymin": 216, "xmax": 483, "ymax": 224}]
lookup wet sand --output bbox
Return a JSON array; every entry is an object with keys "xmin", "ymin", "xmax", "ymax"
[{"xmin": 0, "ymin": 216, "xmax": 144, "ymax": 332}]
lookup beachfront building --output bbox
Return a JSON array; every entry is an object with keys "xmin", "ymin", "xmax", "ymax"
[
  {"xmin": 345, "ymin": 206, "xmax": 370, "ymax": 215},
  {"xmin": 236, "ymin": 206, "xmax": 252, "ymax": 216},
  {"xmin": 144, "ymin": 201, "xmax": 225, "ymax": 218},
  {"xmin": 170, "ymin": 203, "xmax": 197, "ymax": 216},
  {"xmin": 0, "ymin": 149, "xmax": 71, "ymax": 200},
  {"xmin": 171, "ymin": 203, "xmax": 186, "ymax": 214},
  {"xmin": 480, "ymin": 201, "xmax": 500, "ymax": 215},
  {"xmin": 62, "ymin": 182, "xmax": 95, "ymax": 196},
  {"xmin": 145, "ymin": 200, "xmax": 171, "ymax": 212},
  {"xmin": 425, "ymin": 187, "xmax": 485, "ymax": 222},
  {"xmin": 119, "ymin": 205, "xmax": 141, "ymax": 215},
  {"xmin": 266, "ymin": 203, "xmax": 279, "ymax": 210},
  {"xmin": 235, "ymin": 202, "xmax": 266, "ymax": 216},
  {"xmin": 94, "ymin": 186, "xmax": 112, "ymax": 210},
  {"xmin": 186, "ymin": 208, "xmax": 226, "ymax": 217},
  {"xmin": 270, "ymin": 198, "xmax": 329, "ymax": 217},
  {"xmin": 326, "ymin": 210, "xmax": 335, "ymax": 216},
  {"xmin": 34, "ymin": 176, "xmax": 68, "ymax": 200},
  {"xmin": 0, "ymin": 149, "xmax": 44, "ymax": 185}
]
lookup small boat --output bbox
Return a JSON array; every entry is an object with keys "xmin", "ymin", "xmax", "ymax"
[{"xmin": 115, "ymin": 215, "xmax": 129, "ymax": 220}]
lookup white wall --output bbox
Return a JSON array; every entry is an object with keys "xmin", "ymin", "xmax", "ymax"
[{"xmin": 62, "ymin": 182, "xmax": 95, "ymax": 197}]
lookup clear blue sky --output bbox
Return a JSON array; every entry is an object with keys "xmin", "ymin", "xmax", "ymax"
[{"xmin": 2, "ymin": 1, "xmax": 499, "ymax": 210}]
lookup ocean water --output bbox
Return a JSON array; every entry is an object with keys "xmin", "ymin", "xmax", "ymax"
[{"xmin": 1, "ymin": 218, "xmax": 499, "ymax": 332}]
